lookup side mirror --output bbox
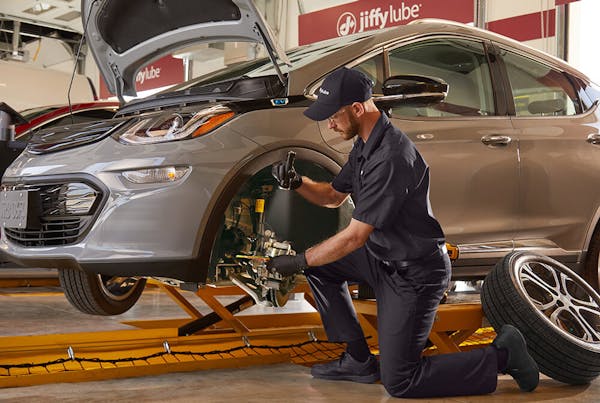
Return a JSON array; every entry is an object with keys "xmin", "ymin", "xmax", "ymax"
[
  {"xmin": 0, "ymin": 102, "xmax": 27, "ymax": 143},
  {"xmin": 376, "ymin": 75, "xmax": 448, "ymax": 108}
]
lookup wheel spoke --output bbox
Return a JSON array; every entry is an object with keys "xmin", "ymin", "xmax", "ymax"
[
  {"xmin": 564, "ymin": 306, "xmax": 600, "ymax": 342},
  {"xmin": 567, "ymin": 291, "xmax": 599, "ymax": 309},
  {"xmin": 571, "ymin": 305, "xmax": 600, "ymax": 341},
  {"xmin": 520, "ymin": 263, "xmax": 559, "ymax": 307},
  {"xmin": 560, "ymin": 275, "xmax": 600, "ymax": 309}
]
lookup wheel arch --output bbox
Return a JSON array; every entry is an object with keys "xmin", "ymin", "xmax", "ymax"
[
  {"xmin": 190, "ymin": 142, "xmax": 346, "ymax": 283},
  {"xmin": 581, "ymin": 204, "xmax": 600, "ymax": 262}
]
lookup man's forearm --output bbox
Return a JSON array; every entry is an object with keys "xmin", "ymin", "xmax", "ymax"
[
  {"xmin": 296, "ymin": 177, "xmax": 346, "ymax": 208},
  {"xmin": 304, "ymin": 225, "xmax": 365, "ymax": 267}
]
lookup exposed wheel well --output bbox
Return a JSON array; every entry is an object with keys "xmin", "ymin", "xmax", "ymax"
[{"xmin": 192, "ymin": 147, "xmax": 349, "ymax": 283}]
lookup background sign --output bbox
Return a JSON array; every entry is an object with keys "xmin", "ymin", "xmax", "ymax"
[
  {"xmin": 99, "ymin": 55, "xmax": 183, "ymax": 99},
  {"xmin": 298, "ymin": 0, "xmax": 474, "ymax": 45}
]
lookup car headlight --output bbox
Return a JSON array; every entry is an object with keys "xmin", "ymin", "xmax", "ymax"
[{"xmin": 116, "ymin": 105, "xmax": 235, "ymax": 145}]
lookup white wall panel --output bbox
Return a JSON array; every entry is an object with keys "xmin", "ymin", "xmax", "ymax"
[{"xmin": 486, "ymin": 0, "xmax": 556, "ymax": 21}]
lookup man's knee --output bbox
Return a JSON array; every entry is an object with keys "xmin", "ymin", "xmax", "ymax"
[
  {"xmin": 382, "ymin": 376, "xmax": 414, "ymax": 398},
  {"xmin": 380, "ymin": 362, "xmax": 418, "ymax": 398}
]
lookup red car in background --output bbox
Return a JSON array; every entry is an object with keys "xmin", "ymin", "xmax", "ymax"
[{"xmin": 16, "ymin": 101, "xmax": 119, "ymax": 140}]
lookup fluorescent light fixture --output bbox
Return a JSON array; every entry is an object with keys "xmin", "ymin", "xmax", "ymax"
[
  {"xmin": 56, "ymin": 11, "xmax": 81, "ymax": 22},
  {"xmin": 23, "ymin": 3, "xmax": 56, "ymax": 15}
]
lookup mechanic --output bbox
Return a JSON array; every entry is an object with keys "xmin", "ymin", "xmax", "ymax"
[{"xmin": 267, "ymin": 67, "xmax": 540, "ymax": 398}]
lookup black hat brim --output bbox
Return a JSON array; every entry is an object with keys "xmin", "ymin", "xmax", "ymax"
[{"xmin": 303, "ymin": 100, "xmax": 341, "ymax": 121}]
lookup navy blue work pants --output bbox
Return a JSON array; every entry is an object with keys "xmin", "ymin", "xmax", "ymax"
[{"xmin": 304, "ymin": 246, "xmax": 498, "ymax": 398}]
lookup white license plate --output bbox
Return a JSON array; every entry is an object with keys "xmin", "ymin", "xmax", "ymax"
[{"xmin": 0, "ymin": 190, "xmax": 28, "ymax": 228}]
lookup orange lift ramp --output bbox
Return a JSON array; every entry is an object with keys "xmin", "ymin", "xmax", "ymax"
[{"xmin": 0, "ymin": 274, "xmax": 492, "ymax": 388}]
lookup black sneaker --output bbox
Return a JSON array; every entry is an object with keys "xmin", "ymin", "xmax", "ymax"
[
  {"xmin": 311, "ymin": 352, "xmax": 379, "ymax": 383},
  {"xmin": 493, "ymin": 324, "xmax": 539, "ymax": 392}
]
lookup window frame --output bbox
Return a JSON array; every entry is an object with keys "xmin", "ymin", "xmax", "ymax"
[
  {"xmin": 382, "ymin": 34, "xmax": 501, "ymax": 119},
  {"xmin": 304, "ymin": 33, "xmax": 505, "ymax": 120},
  {"xmin": 495, "ymin": 44, "xmax": 586, "ymax": 118}
]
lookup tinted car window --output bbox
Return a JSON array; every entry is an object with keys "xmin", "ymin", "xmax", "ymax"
[
  {"xmin": 585, "ymin": 82, "xmax": 600, "ymax": 108},
  {"xmin": 353, "ymin": 52, "xmax": 385, "ymax": 94},
  {"xmin": 388, "ymin": 38, "xmax": 495, "ymax": 117},
  {"xmin": 501, "ymin": 50, "xmax": 580, "ymax": 116}
]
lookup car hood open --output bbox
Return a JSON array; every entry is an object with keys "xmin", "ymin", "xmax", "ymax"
[{"xmin": 82, "ymin": 0, "xmax": 290, "ymax": 99}]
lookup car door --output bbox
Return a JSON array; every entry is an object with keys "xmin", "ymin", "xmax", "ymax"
[
  {"xmin": 498, "ymin": 46, "xmax": 600, "ymax": 261},
  {"xmin": 318, "ymin": 36, "xmax": 519, "ymax": 272},
  {"xmin": 384, "ymin": 37, "xmax": 518, "ymax": 268}
]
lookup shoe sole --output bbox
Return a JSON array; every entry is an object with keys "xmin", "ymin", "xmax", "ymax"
[{"xmin": 311, "ymin": 372, "xmax": 380, "ymax": 384}]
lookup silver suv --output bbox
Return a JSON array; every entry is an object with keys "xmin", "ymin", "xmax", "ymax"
[{"xmin": 1, "ymin": 1, "xmax": 599, "ymax": 315}]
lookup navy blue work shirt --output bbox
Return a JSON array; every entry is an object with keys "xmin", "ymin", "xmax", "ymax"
[{"xmin": 332, "ymin": 112, "xmax": 445, "ymax": 262}]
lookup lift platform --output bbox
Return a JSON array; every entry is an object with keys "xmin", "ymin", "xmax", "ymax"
[{"xmin": 0, "ymin": 278, "xmax": 493, "ymax": 388}]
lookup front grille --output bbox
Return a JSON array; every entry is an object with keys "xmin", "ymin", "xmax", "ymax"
[{"xmin": 2, "ymin": 181, "xmax": 103, "ymax": 247}]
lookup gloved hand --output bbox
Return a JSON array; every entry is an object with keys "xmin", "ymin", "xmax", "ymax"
[
  {"xmin": 272, "ymin": 153, "xmax": 302, "ymax": 190},
  {"xmin": 267, "ymin": 253, "xmax": 308, "ymax": 276}
]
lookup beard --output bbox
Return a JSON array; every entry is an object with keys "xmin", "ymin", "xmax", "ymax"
[{"xmin": 340, "ymin": 113, "xmax": 360, "ymax": 140}]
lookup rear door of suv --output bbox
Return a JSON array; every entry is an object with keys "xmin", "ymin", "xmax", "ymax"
[{"xmin": 497, "ymin": 45, "xmax": 600, "ymax": 267}]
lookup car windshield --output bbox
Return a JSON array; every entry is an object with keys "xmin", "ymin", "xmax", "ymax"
[{"xmin": 165, "ymin": 31, "xmax": 374, "ymax": 94}]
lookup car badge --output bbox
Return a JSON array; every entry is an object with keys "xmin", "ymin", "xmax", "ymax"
[{"xmin": 270, "ymin": 98, "xmax": 289, "ymax": 106}]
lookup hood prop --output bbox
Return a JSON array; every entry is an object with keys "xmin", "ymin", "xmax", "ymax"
[
  {"xmin": 254, "ymin": 23, "xmax": 289, "ymax": 88},
  {"xmin": 109, "ymin": 63, "xmax": 127, "ymax": 105}
]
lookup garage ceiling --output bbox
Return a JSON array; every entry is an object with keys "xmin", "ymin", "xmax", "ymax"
[{"xmin": 0, "ymin": 0, "xmax": 82, "ymax": 53}]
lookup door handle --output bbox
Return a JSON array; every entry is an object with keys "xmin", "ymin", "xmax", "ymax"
[
  {"xmin": 481, "ymin": 135, "xmax": 512, "ymax": 147},
  {"xmin": 587, "ymin": 133, "xmax": 600, "ymax": 145}
]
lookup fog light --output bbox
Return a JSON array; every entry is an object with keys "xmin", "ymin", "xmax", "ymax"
[{"xmin": 122, "ymin": 166, "xmax": 190, "ymax": 184}]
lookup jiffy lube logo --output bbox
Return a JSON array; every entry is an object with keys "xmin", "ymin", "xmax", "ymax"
[
  {"xmin": 337, "ymin": 12, "xmax": 357, "ymax": 36},
  {"xmin": 336, "ymin": 2, "xmax": 422, "ymax": 37},
  {"xmin": 136, "ymin": 65, "xmax": 161, "ymax": 85}
]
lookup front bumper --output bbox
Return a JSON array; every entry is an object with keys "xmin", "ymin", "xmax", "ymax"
[{"xmin": 0, "ymin": 127, "xmax": 261, "ymax": 282}]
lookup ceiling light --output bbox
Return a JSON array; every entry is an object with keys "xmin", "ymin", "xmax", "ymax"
[
  {"xmin": 56, "ymin": 11, "xmax": 81, "ymax": 22},
  {"xmin": 23, "ymin": 3, "xmax": 56, "ymax": 15}
]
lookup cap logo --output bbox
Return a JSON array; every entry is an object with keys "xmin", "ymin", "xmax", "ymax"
[{"xmin": 319, "ymin": 88, "xmax": 330, "ymax": 96}]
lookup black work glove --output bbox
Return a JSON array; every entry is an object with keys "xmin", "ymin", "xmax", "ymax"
[
  {"xmin": 272, "ymin": 160, "xmax": 302, "ymax": 190},
  {"xmin": 267, "ymin": 253, "xmax": 308, "ymax": 276}
]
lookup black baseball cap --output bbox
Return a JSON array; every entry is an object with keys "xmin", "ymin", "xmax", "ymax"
[{"xmin": 304, "ymin": 67, "xmax": 374, "ymax": 121}]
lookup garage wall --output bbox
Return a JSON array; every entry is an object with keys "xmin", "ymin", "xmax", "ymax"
[
  {"xmin": 22, "ymin": 37, "xmax": 74, "ymax": 73},
  {"xmin": 83, "ymin": 0, "xmax": 582, "ymax": 99},
  {"xmin": 568, "ymin": 0, "xmax": 600, "ymax": 83},
  {"xmin": 485, "ymin": 0, "xmax": 558, "ymax": 56},
  {"xmin": 286, "ymin": 0, "xmax": 561, "ymax": 55}
]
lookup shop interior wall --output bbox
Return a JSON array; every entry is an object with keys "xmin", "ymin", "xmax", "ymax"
[{"xmin": 9, "ymin": 0, "xmax": 596, "ymax": 103}]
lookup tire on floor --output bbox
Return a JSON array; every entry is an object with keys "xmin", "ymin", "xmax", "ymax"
[{"xmin": 481, "ymin": 251, "xmax": 600, "ymax": 384}]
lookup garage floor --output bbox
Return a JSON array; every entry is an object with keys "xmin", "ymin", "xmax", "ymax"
[{"xmin": 1, "ymin": 269, "xmax": 599, "ymax": 402}]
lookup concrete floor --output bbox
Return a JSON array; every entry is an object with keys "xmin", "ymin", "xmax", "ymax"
[{"xmin": 1, "ymin": 269, "xmax": 599, "ymax": 402}]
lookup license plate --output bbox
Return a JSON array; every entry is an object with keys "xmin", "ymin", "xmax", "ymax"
[{"xmin": 0, "ymin": 190, "xmax": 28, "ymax": 228}]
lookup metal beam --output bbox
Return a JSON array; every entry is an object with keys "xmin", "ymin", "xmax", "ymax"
[{"xmin": 0, "ymin": 18, "xmax": 81, "ymax": 45}]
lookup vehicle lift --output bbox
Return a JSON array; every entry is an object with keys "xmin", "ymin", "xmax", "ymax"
[{"xmin": 0, "ymin": 243, "xmax": 493, "ymax": 388}]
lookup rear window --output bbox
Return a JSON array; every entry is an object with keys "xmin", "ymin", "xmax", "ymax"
[{"xmin": 501, "ymin": 49, "xmax": 581, "ymax": 116}]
